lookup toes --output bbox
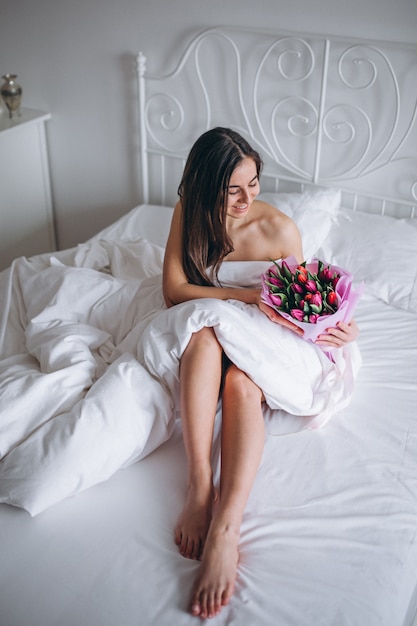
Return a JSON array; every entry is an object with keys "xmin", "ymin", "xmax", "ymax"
[
  {"xmin": 175, "ymin": 529, "xmax": 189, "ymax": 558},
  {"xmin": 191, "ymin": 589, "xmax": 222, "ymax": 619},
  {"xmin": 191, "ymin": 602, "xmax": 201, "ymax": 616},
  {"xmin": 190, "ymin": 588, "xmax": 206, "ymax": 618},
  {"xmin": 178, "ymin": 535, "xmax": 202, "ymax": 560},
  {"xmin": 208, "ymin": 592, "xmax": 222, "ymax": 618},
  {"xmin": 175, "ymin": 530, "xmax": 186, "ymax": 555},
  {"xmin": 184, "ymin": 539, "xmax": 194, "ymax": 559},
  {"xmin": 181, "ymin": 537, "xmax": 191, "ymax": 558},
  {"xmin": 190, "ymin": 580, "xmax": 235, "ymax": 617},
  {"xmin": 221, "ymin": 582, "xmax": 235, "ymax": 607},
  {"xmin": 195, "ymin": 539, "xmax": 203, "ymax": 560}
]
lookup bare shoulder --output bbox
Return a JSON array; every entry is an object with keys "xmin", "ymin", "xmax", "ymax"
[
  {"xmin": 255, "ymin": 199, "xmax": 297, "ymax": 236},
  {"xmin": 254, "ymin": 199, "xmax": 303, "ymax": 260}
]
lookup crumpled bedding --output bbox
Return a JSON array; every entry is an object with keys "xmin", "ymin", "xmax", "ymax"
[{"xmin": 0, "ymin": 238, "xmax": 360, "ymax": 515}]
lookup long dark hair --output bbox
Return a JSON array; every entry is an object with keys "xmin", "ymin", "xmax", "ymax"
[{"xmin": 178, "ymin": 127, "xmax": 263, "ymax": 286}]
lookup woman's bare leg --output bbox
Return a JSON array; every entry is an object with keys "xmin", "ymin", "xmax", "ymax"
[
  {"xmin": 190, "ymin": 365, "xmax": 265, "ymax": 619},
  {"xmin": 175, "ymin": 327, "xmax": 223, "ymax": 560}
]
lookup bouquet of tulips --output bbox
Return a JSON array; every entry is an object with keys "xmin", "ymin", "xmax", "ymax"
[{"xmin": 261, "ymin": 256, "xmax": 363, "ymax": 343}]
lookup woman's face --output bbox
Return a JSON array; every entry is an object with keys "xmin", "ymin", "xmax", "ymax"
[{"xmin": 226, "ymin": 157, "xmax": 260, "ymax": 220}]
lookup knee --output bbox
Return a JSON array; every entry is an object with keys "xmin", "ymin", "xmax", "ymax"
[
  {"xmin": 223, "ymin": 365, "xmax": 262, "ymax": 402},
  {"xmin": 185, "ymin": 326, "xmax": 222, "ymax": 355}
]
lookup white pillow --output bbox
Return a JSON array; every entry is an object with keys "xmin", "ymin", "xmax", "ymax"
[
  {"xmin": 316, "ymin": 207, "xmax": 417, "ymax": 314},
  {"xmin": 257, "ymin": 188, "xmax": 341, "ymax": 260},
  {"xmin": 95, "ymin": 190, "xmax": 340, "ymax": 258},
  {"xmin": 92, "ymin": 204, "xmax": 174, "ymax": 248}
]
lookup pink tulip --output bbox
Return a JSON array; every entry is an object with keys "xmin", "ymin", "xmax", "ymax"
[
  {"xmin": 319, "ymin": 267, "xmax": 332, "ymax": 282},
  {"xmin": 310, "ymin": 293, "xmax": 322, "ymax": 307},
  {"xmin": 281, "ymin": 261, "xmax": 293, "ymax": 281},
  {"xmin": 305, "ymin": 279, "xmax": 318, "ymax": 293},
  {"xmin": 268, "ymin": 275, "xmax": 285, "ymax": 289},
  {"xmin": 269, "ymin": 294, "xmax": 283, "ymax": 306},
  {"xmin": 290, "ymin": 308, "xmax": 305, "ymax": 322},
  {"xmin": 309, "ymin": 293, "xmax": 322, "ymax": 314}
]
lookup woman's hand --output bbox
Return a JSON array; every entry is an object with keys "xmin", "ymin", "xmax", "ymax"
[
  {"xmin": 314, "ymin": 319, "xmax": 359, "ymax": 349},
  {"xmin": 258, "ymin": 301, "xmax": 304, "ymax": 336},
  {"xmin": 259, "ymin": 296, "xmax": 359, "ymax": 348}
]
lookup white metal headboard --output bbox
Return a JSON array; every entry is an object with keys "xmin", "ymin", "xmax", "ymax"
[{"xmin": 137, "ymin": 27, "xmax": 417, "ymax": 218}]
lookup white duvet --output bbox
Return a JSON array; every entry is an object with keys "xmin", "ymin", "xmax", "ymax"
[{"xmin": 0, "ymin": 238, "xmax": 360, "ymax": 515}]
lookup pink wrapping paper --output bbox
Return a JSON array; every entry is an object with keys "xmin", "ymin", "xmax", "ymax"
[{"xmin": 261, "ymin": 256, "xmax": 364, "ymax": 343}]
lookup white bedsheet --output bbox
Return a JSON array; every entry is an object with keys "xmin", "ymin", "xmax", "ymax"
[{"xmin": 0, "ymin": 207, "xmax": 417, "ymax": 626}]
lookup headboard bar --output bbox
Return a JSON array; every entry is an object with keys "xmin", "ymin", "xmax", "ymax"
[
  {"xmin": 312, "ymin": 38, "xmax": 330, "ymax": 184},
  {"xmin": 137, "ymin": 27, "xmax": 417, "ymax": 218},
  {"xmin": 137, "ymin": 52, "xmax": 149, "ymax": 204}
]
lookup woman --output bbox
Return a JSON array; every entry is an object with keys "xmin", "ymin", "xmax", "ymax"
[{"xmin": 162, "ymin": 127, "xmax": 358, "ymax": 619}]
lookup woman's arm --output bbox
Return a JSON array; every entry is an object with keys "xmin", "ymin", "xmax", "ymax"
[{"xmin": 162, "ymin": 202, "xmax": 260, "ymax": 308}]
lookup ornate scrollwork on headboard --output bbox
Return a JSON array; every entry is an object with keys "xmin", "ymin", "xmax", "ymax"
[{"xmin": 137, "ymin": 27, "xmax": 417, "ymax": 214}]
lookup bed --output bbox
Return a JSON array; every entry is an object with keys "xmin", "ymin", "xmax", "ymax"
[{"xmin": 1, "ymin": 26, "xmax": 417, "ymax": 626}]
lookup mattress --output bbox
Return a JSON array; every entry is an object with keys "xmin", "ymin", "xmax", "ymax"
[{"xmin": 1, "ymin": 200, "xmax": 417, "ymax": 626}]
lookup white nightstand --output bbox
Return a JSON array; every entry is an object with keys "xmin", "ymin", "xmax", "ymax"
[{"xmin": 0, "ymin": 108, "xmax": 56, "ymax": 271}]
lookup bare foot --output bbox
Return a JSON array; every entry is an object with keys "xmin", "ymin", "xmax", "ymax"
[
  {"xmin": 175, "ymin": 480, "xmax": 216, "ymax": 560},
  {"xmin": 189, "ymin": 522, "xmax": 239, "ymax": 619}
]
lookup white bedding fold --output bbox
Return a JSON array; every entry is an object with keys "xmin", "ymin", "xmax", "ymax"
[
  {"xmin": 0, "ymin": 239, "xmax": 360, "ymax": 515},
  {"xmin": 0, "ymin": 354, "xmax": 175, "ymax": 514},
  {"xmin": 140, "ymin": 298, "xmax": 359, "ymax": 426}
]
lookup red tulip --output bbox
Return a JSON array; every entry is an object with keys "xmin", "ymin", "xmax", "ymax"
[
  {"xmin": 326, "ymin": 291, "xmax": 338, "ymax": 306},
  {"xmin": 297, "ymin": 272, "xmax": 307, "ymax": 284}
]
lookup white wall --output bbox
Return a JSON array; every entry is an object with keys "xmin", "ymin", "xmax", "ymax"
[{"xmin": 1, "ymin": 0, "xmax": 416, "ymax": 250}]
